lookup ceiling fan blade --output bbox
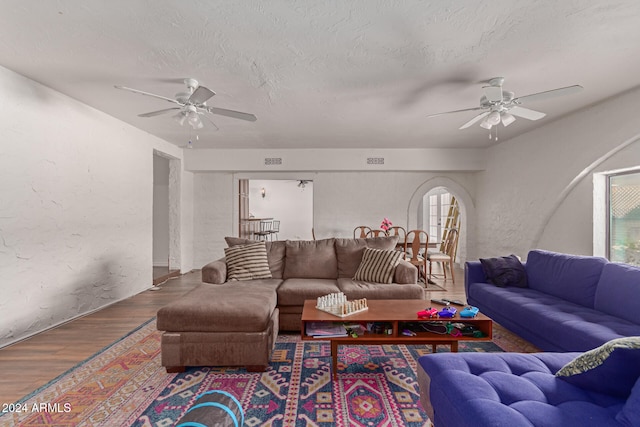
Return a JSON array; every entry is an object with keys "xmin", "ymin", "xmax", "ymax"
[
  {"xmin": 515, "ymin": 85, "xmax": 583, "ymax": 104},
  {"xmin": 426, "ymin": 106, "xmax": 485, "ymax": 118},
  {"xmin": 114, "ymin": 85, "xmax": 181, "ymax": 105},
  {"xmin": 459, "ymin": 111, "xmax": 490, "ymax": 129},
  {"xmin": 138, "ymin": 107, "xmax": 181, "ymax": 118},
  {"xmin": 189, "ymin": 86, "xmax": 216, "ymax": 105},
  {"xmin": 206, "ymin": 106, "xmax": 257, "ymax": 122},
  {"xmin": 509, "ymin": 106, "xmax": 546, "ymax": 120},
  {"xmin": 200, "ymin": 113, "xmax": 220, "ymax": 131}
]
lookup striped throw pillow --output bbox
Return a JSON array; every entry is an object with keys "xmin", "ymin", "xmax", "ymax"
[
  {"xmin": 353, "ymin": 248, "xmax": 403, "ymax": 283},
  {"xmin": 224, "ymin": 241, "xmax": 272, "ymax": 281}
]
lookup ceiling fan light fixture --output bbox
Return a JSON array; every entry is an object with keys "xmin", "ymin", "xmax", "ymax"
[
  {"xmin": 486, "ymin": 111, "xmax": 501, "ymax": 125},
  {"xmin": 479, "ymin": 119, "xmax": 493, "ymax": 130},
  {"xmin": 501, "ymin": 112, "xmax": 516, "ymax": 127},
  {"xmin": 188, "ymin": 117, "xmax": 203, "ymax": 129},
  {"xmin": 173, "ymin": 112, "xmax": 187, "ymax": 126}
]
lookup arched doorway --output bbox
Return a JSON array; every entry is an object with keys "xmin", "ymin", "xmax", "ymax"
[{"xmin": 406, "ymin": 177, "xmax": 476, "ymax": 264}]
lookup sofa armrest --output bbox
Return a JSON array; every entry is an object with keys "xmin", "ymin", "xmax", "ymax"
[
  {"xmin": 395, "ymin": 259, "xmax": 418, "ymax": 284},
  {"xmin": 201, "ymin": 257, "xmax": 227, "ymax": 284},
  {"xmin": 464, "ymin": 261, "xmax": 487, "ymax": 298}
]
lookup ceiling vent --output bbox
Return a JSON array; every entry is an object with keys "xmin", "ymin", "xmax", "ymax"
[
  {"xmin": 264, "ymin": 157, "xmax": 282, "ymax": 166},
  {"xmin": 367, "ymin": 157, "xmax": 385, "ymax": 165}
]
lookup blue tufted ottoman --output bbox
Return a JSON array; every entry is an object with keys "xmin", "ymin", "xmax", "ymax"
[{"xmin": 417, "ymin": 352, "xmax": 636, "ymax": 427}]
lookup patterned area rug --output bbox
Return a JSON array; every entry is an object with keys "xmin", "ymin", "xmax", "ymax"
[{"xmin": 0, "ymin": 320, "xmax": 510, "ymax": 427}]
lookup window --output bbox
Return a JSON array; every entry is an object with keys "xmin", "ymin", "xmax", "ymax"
[{"xmin": 608, "ymin": 170, "xmax": 640, "ymax": 266}]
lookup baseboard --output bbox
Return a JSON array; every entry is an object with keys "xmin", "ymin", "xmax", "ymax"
[
  {"xmin": 0, "ymin": 289, "xmax": 147, "ymax": 350},
  {"xmin": 153, "ymin": 261, "xmax": 169, "ymax": 267}
]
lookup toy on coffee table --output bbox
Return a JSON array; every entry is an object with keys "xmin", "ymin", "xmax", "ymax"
[
  {"xmin": 417, "ymin": 307, "xmax": 439, "ymax": 318},
  {"xmin": 316, "ymin": 292, "xmax": 368, "ymax": 317}
]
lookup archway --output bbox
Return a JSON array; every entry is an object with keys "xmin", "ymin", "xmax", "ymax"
[{"xmin": 406, "ymin": 177, "xmax": 476, "ymax": 264}]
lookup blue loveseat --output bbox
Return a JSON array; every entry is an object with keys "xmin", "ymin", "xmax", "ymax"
[{"xmin": 415, "ymin": 250, "xmax": 640, "ymax": 426}]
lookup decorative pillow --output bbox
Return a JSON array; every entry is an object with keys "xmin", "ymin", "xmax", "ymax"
[
  {"xmin": 335, "ymin": 236, "xmax": 399, "ymax": 278},
  {"xmin": 479, "ymin": 254, "xmax": 527, "ymax": 287},
  {"xmin": 223, "ymin": 241, "xmax": 272, "ymax": 281},
  {"xmin": 353, "ymin": 248, "xmax": 403, "ymax": 284},
  {"xmin": 225, "ymin": 236, "xmax": 286, "ymax": 278},
  {"xmin": 555, "ymin": 336, "xmax": 640, "ymax": 397}
]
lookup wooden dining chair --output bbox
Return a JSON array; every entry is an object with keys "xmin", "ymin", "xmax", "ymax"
[
  {"xmin": 427, "ymin": 228, "xmax": 459, "ymax": 283},
  {"xmin": 353, "ymin": 226, "xmax": 372, "ymax": 238},
  {"xmin": 404, "ymin": 229, "xmax": 429, "ymax": 282},
  {"xmin": 365, "ymin": 229, "xmax": 389, "ymax": 238},
  {"xmin": 388, "ymin": 226, "xmax": 407, "ymax": 250}
]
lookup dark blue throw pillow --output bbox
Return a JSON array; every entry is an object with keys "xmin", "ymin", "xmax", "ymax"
[{"xmin": 479, "ymin": 254, "xmax": 528, "ymax": 288}]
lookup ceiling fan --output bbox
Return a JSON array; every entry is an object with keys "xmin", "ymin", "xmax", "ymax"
[
  {"xmin": 114, "ymin": 78, "xmax": 257, "ymax": 130},
  {"xmin": 426, "ymin": 77, "xmax": 583, "ymax": 130}
]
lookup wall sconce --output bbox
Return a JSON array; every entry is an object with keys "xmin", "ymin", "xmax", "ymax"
[{"xmin": 261, "ymin": 187, "xmax": 266, "ymax": 198}]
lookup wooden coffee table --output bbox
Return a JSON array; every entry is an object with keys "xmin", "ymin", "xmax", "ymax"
[{"xmin": 301, "ymin": 299, "xmax": 492, "ymax": 378}]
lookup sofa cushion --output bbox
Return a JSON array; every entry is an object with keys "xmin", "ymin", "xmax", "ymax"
[
  {"xmin": 337, "ymin": 278, "xmax": 424, "ymax": 300},
  {"xmin": 223, "ymin": 241, "xmax": 272, "ymax": 280},
  {"xmin": 556, "ymin": 336, "xmax": 640, "ymax": 397},
  {"xmin": 276, "ymin": 278, "xmax": 341, "ymax": 306},
  {"xmin": 525, "ymin": 250, "xmax": 607, "ymax": 308},
  {"xmin": 394, "ymin": 259, "xmax": 419, "ymax": 284},
  {"xmin": 334, "ymin": 236, "xmax": 399, "ymax": 278},
  {"xmin": 479, "ymin": 254, "xmax": 527, "ymax": 288},
  {"xmin": 283, "ymin": 238, "xmax": 337, "ymax": 279},
  {"xmin": 157, "ymin": 283, "xmax": 278, "ymax": 333},
  {"xmin": 225, "ymin": 237, "xmax": 286, "ymax": 279},
  {"xmin": 467, "ymin": 283, "xmax": 640, "ymax": 351},
  {"xmin": 617, "ymin": 376, "xmax": 640, "ymax": 426},
  {"xmin": 594, "ymin": 262, "xmax": 640, "ymax": 325},
  {"xmin": 353, "ymin": 248, "xmax": 403, "ymax": 283},
  {"xmin": 418, "ymin": 352, "xmax": 624, "ymax": 427}
]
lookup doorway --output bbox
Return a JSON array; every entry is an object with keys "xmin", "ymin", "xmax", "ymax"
[
  {"xmin": 238, "ymin": 179, "xmax": 314, "ymax": 240},
  {"xmin": 407, "ymin": 177, "xmax": 474, "ymax": 264},
  {"xmin": 152, "ymin": 153, "xmax": 179, "ymax": 285},
  {"xmin": 423, "ymin": 187, "xmax": 460, "ymax": 247}
]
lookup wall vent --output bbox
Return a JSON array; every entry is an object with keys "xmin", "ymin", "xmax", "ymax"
[
  {"xmin": 367, "ymin": 157, "xmax": 385, "ymax": 165},
  {"xmin": 264, "ymin": 157, "xmax": 283, "ymax": 165}
]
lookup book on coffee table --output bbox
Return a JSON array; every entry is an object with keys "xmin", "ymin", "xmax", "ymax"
[{"xmin": 305, "ymin": 322, "xmax": 347, "ymax": 338}]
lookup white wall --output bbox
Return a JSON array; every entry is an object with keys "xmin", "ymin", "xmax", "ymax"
[
  {"xmin": 153, "ymin": 155, "xmax": 170, "ymax": 266},
  {"xmin": 193, "ymin": 173, "xmax": 235, "ymax": 268},
  {"xmin": 475, "ymin": 86, "xmax": 640, "ymax": 259},
  {"xmin": 192, "ymin": 170, "xmax": 478, "ymax": 264},
  {"xmin": 248, "ymin": 180, "xmax": 314, "ymax": 240},
  {"xmin": 0, "ymin": 66, "xmax": 192, "ymax": 348}
]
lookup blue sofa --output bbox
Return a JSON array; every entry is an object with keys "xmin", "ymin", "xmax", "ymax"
[
  {"xmin": 415, "ymin": 251, "xmax": 640, "ymax": 426},
  {"xmin": 417, "ymin": 350, "xmax": 640, "ymax": 427},
  {"xmin": 465, "ymin": 250, "xmax": 640, "ymax": 352}
]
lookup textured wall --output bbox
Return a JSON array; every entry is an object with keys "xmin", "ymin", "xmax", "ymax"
[
  {"xmin": 0, "ymin": 66, "xmax": 187, "ymax": 348},
  {"xmin": 193, "ymin": 173, "xmax": 235, "ymax": 268},
  {"xmin": 192, "ymin": 170, "xmax": 478, "ymax": 264},
  {"xmin": 475, "ymin": 86, "xmax": 640, "ymax": 259},
  {"xmin": 248, "ymin": 180, "xmax": 314, "ymax": 240}
]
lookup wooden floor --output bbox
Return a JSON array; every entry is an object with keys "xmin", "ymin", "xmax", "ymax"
[{"xmin": 0, "ymin": 264, "xmax": 465, "ymax": 405}]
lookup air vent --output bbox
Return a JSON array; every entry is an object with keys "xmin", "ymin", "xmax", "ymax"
[
  {"xmin": 264, "ymin": 157, "xmax": 282, "ymax": 166},
  {"xmin": 367, "ymin": 157, "xmax": 385, "ymax": 165}
]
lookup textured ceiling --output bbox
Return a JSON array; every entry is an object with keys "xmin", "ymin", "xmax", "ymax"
[{"xmin": 1, "ymin": 0, "xmax": 640, "ymax": 149}]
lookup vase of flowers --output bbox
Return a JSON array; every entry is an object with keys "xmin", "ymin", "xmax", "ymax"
[{"xmin": 380, "ymin": 218, "xmax": 393, "ymax": 232}]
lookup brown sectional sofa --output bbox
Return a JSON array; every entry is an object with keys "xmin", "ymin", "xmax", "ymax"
[{"xmin": 157, "ymin": 236, "xmax": 424, "ymax": 372}]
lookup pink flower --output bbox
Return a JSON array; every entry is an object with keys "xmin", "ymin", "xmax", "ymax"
[{"xmin": 380, "ymin": 218, "xmax": 393, "ymax": 231}]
